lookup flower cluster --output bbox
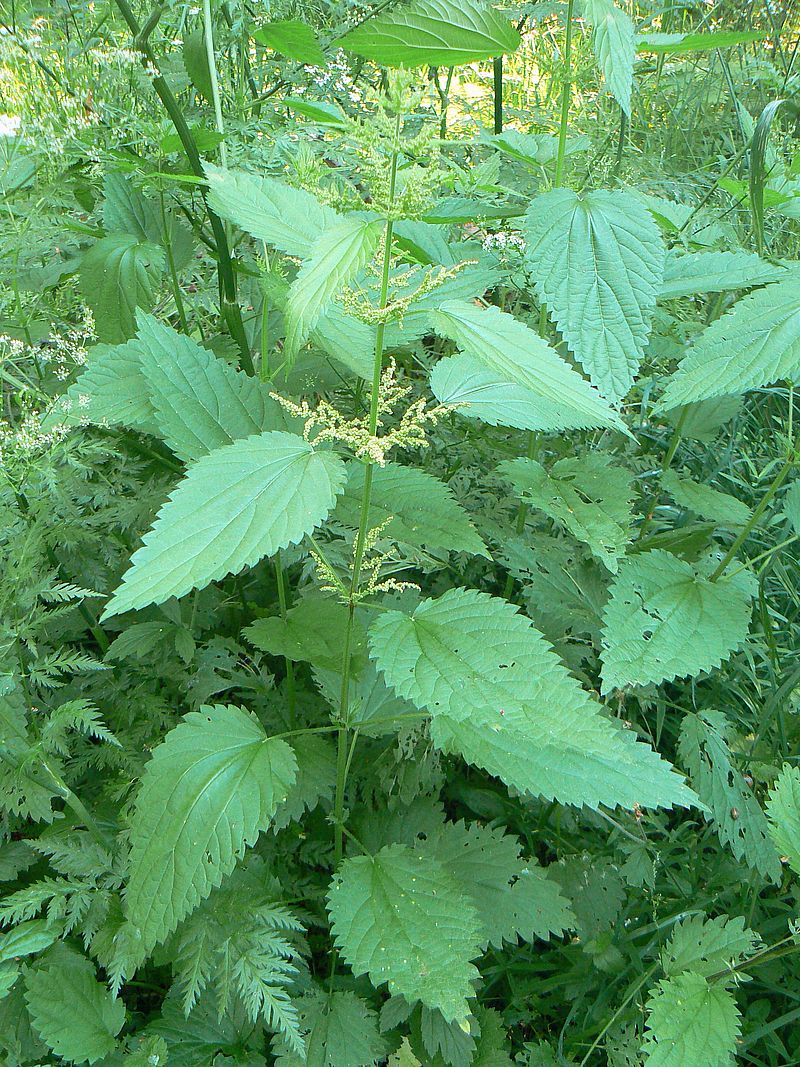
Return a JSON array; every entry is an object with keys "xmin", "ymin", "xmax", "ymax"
[
  {"xmin": 311, "ymin": 518, "xmax": 419, "ymax": 605},
  {"xmin": 0, "ymin": 408, "xmax": 70, "ymax": 468},
  {"xmin": 298, "ymin": 50, "xmax": 363, "ymax": 105},
  {"xmin": 481, "ymin": 230, "xmax": 527, "ymax": 252},
  {"xmin": 339, "ymin": 259, "xmax": 474, "ymax": 327},
  {"xmin": 1, "ymin": 308, "xmax": 93, "ymax": 384},
  {"xmin": 272, "ymin": 358, "xmax": 446, "ymax": 466}
]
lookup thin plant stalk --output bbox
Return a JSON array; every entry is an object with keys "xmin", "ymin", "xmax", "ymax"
[
  {"xmin": 333, "ymin": 110, "xmax": 402, "ymax": 868},
  {"xmin": 710, "ymin": 454, "xmax": 795, "ymax": 581},
  {"xmin": 274, "ymin": 553, "xmax": 296, "ymax": 729},
  {"xmin": 202, "ymin": 0, "xmax": 228, "ymax": 168},
  {"xmin": 554, "ymin": 0, "xmax": 576, "ymax": 188}
]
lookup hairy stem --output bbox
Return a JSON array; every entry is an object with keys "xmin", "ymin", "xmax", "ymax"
[
  {"xmin": 274, "ymin": 553, "xmax": 296, "ymax": 729},
  {"xmin": 333, "ymin": 111, "xmax": 402, "ymax": 868},
  {"xmin": 493, "ymin": 56, "xmax": 503, "ymax": 134},
  {"xmin": 554, "ymin": 0, "xmax": 576, "ymax": 188},
  {"xmin": 202, "ymin": 0, "xmax": 228, "ymax": 169}
]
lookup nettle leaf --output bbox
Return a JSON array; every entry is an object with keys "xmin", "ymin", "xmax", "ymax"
[
  {"xmin": 253, "ymin": 19, "xmax": 326, "ymax": 65},
  {"xmin": 636, "ymin": 29, "xmax": 762, "ymax": 54},
  {"xmin": 284, "ymin": 97, "xmax": 349, "ymax": 127},
  {"xmin": 662, "ymin": 396, "xmax": 742, "ymax": 442},
  {"xmin": 390, "ymin": 1038, "xmax": 422, "ymax": 1066},
  {"xmin": 432, "ymin": 354, "xmax": 578, "ymax": 432},
  {"xmin": 369, "ymin": 587, "xmax": 697, "ymax": 811},
  {"xmin": 524, "ymin": 188, "xmax": 665, "ymax": 400},
  {"xmin": 385, "ymin": 262, "xmax": 503, "ymax": 351},
  {"xmin": 418, "ymin": 821, "xmax": 574, "ymax": 948},
  {"xmin": 580, "ymin": 0, "xmax": 636, "ymax": 115},
  {"xmin": 429, "ymin": 301, "xmax": 624, "ymax": 432},
  {"xmin": 333, "ymin": 462, "xmax": 489, "ymax": 557},
  {"xmin": 246, "ymin": 595, "xmax": 365, "ymax": 671},
  {"xmin": 149, "ymin": 990, "xmax": 260, "ymax": 1065},
  {"xmin": 0, "ymin": 919, "xmax": 60, "ymax": 963},
  {"xmin": 766, "ymin": 764, "xmax": 800, "ymax": 876},
  {"xmin": 24, "ymin": 945, "xmax": 125, "ymax": 1064},
  {"xmin": 285, "ymin": 218, "xmax": 382, "ymax": 360},
  {"xmin": 272, "ymin": 734, "xmax": 337, "ymax": 832},
  {"xmin": 641, "ymin": 973, "xmax": 740, "ymax": 1067},
  {"xmin": 182, "ymin": 26, "xmax": 213, "ymax": 101},
  {"xmin": 340, "ymin": 0, "xmax": 521, "ymax": 68},
  {"xmin": 600, "ymin": 551, "xmax": 755, "ymax": 693},
  {"xmin": 661, "ymin": 914, "xmax": 759, "ymax": 979},
  {"xmin": 204, "ymin": 164, "xmax": 340, "ymax": 257},
  {"xmin": 500, "ymin": 453, "xmax": 634, "ymax": 572},
  {"xmin": 327, "ymin": 843, "xmax": 482, "ymax": 1023},
  {"xmin": 44, "ymin": 336, "xmax": 158, "ymax": 434},
  {"xmin": 125, "ymin": 705, "xmax": 297, "ymax": 956},
  {"xmin": 415, "ymin": 1005, "xmax": 511, "ymax": 1067},
  {"xmin": 133, "ymin": 315, "xmax": 289, "ymax": 462},
  {"xmin": 660, "ymin": 470, "xmax": 751, "ymax": 527},
  {"xmin": 103, "ymin": 172, "xmax": 193, "ymax": 268},
  {"xmin": 489, "ymin": 129, "xmax": 590, "ymax": 168},
  {"xmin": 279, "ymin": 989, "xmax": 387, "ymax": 1067},
  {"xmin": 102, "ymin": 431, "xmax": 346, "ymax": 619},
  {"xmin": 79, "ymin": 234, "xmax": 163, "ymax": 344},
  {"xmin": 417, "ymin": 1005, "xmax": 479, "ymax": 1067},
  {"xmin": 781, "ymin": 480, "xmax": 800, "ymax": 534},
  {"xmin": 678, "ymin": 710, "xmax": 781, "ymax": 882},
  {"xmin": 659, "ymin": 250, "xmax": 785, "ymax": 300},
  {"xmin": 315, "ymin": 658, "xmax": 420, "ymax": 737},
  {"xmin": 658, "ymin": 275, "xmax": 800, "ymax": 408}
]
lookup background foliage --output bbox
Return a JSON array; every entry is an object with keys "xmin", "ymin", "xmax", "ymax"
[{"xmin": 1, "ymin": 0, "xmax": 800, "ymax": 1064}]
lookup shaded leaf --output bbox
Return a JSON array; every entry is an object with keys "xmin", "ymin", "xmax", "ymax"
[
  {"xmin": 125, "ymin": 705, "xmax": 297, "ymax": 956},
  {"xmin": 102, "ymin": 431, "xmax": 346, "ymax": 618},
  {"xmin": 328, "ymin": 843, "xmax": 482, "ymax": 1023}
]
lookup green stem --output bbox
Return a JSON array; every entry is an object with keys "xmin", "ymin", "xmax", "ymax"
[
  {"xmin": 501, "ymin": 13, "xmax": 572, "ymax": 599},
  {"xmin": 637, "ymin": 407, "xmax": 688, "ymax": 542},
  {"xmin": 202, "ymin": 0, "xmax": 228, "ymax": 169},
  {"xmin": 274, "ymin": 553, "xmax": 296, "ymax": 729},
  {"xmin": 111, "ymin": 0, "xmax": 253, "ymax": 374},
  {"xmin": 502, "ymin": 431, "xmax": 540, "ymax": 599},
  {"xmin": 39, "ymin": 757, "xmax": 113, "ymax": 851},
  {"xmin": 493, "ymin": 56, "xmax": 503, "ymax": 134},
  {"xmin": 724, "ymin": 533, "xmax": 799, "ymax": 581},
  {"xmin": 160, "ymin": 188, "xmax": 189, "ymax": 332},
  {"xmin": 436, "ymin": 67, "xmax": 454, "ymax": 139},
  {"xmin": 554, "ymin": 0, "xmax": 576, "ymax": 188},
  {"xmin": 710, "ymin": 455, "xmax": 795, "ymax": 581},
  {"xmin": 333, "ymin": 111, "xmax": 402, "ymax": 868},
  {"xmin": 579, "ymin": 964, "xmax": 659, "ymax": 1066}
]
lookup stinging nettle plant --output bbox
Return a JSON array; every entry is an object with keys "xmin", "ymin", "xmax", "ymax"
[{"xmin": 4, "ymin": 0, "xmax": 800, "ymax": 1064}]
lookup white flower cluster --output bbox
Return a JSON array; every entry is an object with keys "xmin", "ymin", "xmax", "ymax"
[
  {"xmin": 0, "ymin": 307, "xmax": 93, "ymax": 383},
  {"xmin": 295, "ymin": 50, "xmax": 363, "ymax": 105},
  {"xmin": 481, "ymin": 230, "xmax": 526, "ymax": 252},
  {"xmin": 0, "ymin": 408, "xmax": 70, "ymax": 466}
]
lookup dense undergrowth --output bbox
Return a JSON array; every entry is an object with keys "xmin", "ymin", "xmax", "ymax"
[{"xmin": 1, "ymin": 1, "xmax": 800, "ymax": 1064}]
